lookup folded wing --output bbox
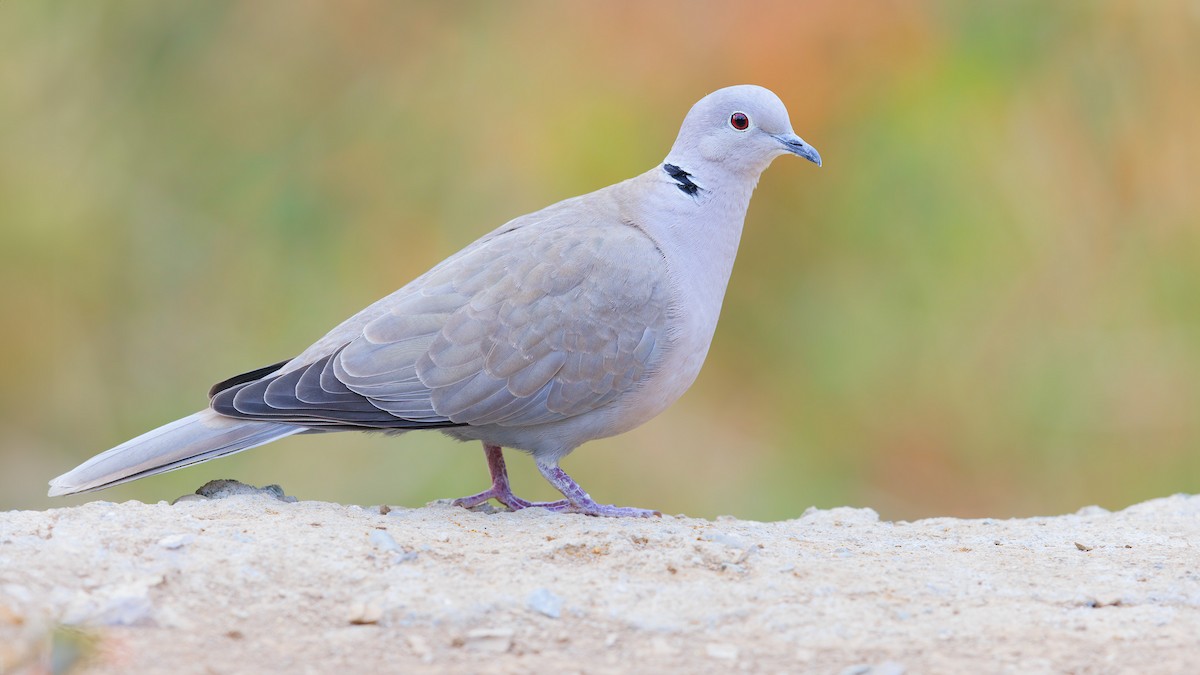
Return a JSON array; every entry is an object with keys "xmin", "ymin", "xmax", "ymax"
[{"xmin": 210, "ymin": 217, "xmax": 670, "ymax": 431}]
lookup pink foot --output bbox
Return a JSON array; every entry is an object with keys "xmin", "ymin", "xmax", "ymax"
[
  {"xmin": 451, "ymin": 444, "xmax": 660, "ymax": 518},
  {"xmin": 451, "ymin": 445, "xmax": 568, "ymax": 512},
  {"xmin": 536, "ymin": 462, "xmax": 661, "ymax": 518}
]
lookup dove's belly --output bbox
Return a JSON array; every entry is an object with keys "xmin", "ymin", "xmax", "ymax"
[{"xmin": 442, "ymin": 285, "xmax": 718, "ymax": 462}]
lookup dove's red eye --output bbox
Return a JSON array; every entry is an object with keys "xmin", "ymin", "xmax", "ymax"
[{"xmin": 730, "ymin": 112, "xmax": 750, "ymax": 131}]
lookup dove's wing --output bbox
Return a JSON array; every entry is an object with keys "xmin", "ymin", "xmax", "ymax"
[{"xmin": 211, "ymin": 205, "xmax": 672, "ymax": 430}]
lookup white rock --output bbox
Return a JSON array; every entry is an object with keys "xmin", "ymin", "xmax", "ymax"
[
  {"xmin": 462, "ymin": 628, "xmax": 513, "ymax": 653},
  {"xmin": 705, "ymin": 643, "xmax": 739, "ymax": 660},
  {"xmin": 158, "ymin": 534, "xmax": 194, "ymax": 550},
  {"xmin": 526, "ymin": 587, "xmax": 564, "ymax": 618}
]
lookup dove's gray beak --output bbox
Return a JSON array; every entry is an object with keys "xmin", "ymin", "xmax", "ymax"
[{"xmin": 775, "ymin": 133, "xmax": 822, "ymax": 167}]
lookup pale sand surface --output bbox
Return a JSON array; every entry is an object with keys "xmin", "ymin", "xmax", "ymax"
[{"xmin": 3, "ymin": 481, "xmax": 1197, "ymax": 674}]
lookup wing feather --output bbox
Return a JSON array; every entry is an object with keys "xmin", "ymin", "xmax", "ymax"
[{"xmin": 210, "ymin": 199, "xmax": 671, "ymax": 431}]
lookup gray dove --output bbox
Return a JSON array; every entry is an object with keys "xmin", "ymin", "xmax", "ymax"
[{"xmin": 49, "ymin": 84, "xmax": 821, "ymax": 517}]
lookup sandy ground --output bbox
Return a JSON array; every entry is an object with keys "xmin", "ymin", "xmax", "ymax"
[{"xmin": 2, "ymin": 481, "xmax": 1198, "ymax": 675}]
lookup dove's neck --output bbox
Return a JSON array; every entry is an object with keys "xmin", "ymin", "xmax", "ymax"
[{"xmin": 625, "ymin": 161, "xmax": 763, "ymax": 340}]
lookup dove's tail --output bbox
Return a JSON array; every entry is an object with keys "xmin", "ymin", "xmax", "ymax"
[{"xmin": 48, "ymin": 409, "xmax": 302, "ymax": 497}]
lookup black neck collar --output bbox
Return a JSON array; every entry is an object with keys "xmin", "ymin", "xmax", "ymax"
[{"xmin": 663, "ymin": 163, "xmax": 701, "ymax": 196}]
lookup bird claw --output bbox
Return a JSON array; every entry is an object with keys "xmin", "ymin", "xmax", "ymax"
[
  {"xmin": 453, "ymin": 444, "xmax": 660, "ymax": 518},
  {"xmin": 450, "ymin": 490, "xmax": 501, "ymax": 510},
  {"xmin": 451, "ymin": 484, "xmax": 571, "ymax": 513},
  {"xmin": 452, "ymin": 491, "xmax": 657, "ymax": 518},
  {"xmin": 548, "ymin": 500, "xmax": 662, "ymax": 518},
  {"xmin": 451, "ymin": 488, "xmax": 534, "ymax": 512}
]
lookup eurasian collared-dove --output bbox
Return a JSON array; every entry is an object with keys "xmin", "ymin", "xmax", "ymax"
[{"xmin": 48, "ymin": 84, "xmax": 820, "ymax": 517}]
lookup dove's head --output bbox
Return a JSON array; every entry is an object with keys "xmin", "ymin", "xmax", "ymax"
[{"xmin": 665, "ymin": 85, "xmax": 821, "ymax": 177}]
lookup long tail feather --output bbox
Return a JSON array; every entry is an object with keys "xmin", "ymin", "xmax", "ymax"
[{"xmin": 48, "ymin": 409, "xmax": 301, "ymax": 496}]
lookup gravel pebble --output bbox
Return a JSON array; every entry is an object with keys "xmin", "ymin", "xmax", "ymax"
[
  {"xmin": 705, "ymin": 643, "xmax": 738, "ymax": 660},
  {"xmin": 369, "ymin": 530, "xmax": 400, "ymax": 552},
  {"xmin": 158, "ymin": 534, "xmax": 194, "ymax": 550},
  {"xmin": 462, "ymin": 628, "xmax": 514, "ymax": 653},
  {"xmin": 526, "ymin": 587, "xmax": 564, "ymax": 618}
]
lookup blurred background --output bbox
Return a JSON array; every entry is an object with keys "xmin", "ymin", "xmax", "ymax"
[{"xmin": 2, "ymin": 1, "xmax": 1197, "ymax": 521}]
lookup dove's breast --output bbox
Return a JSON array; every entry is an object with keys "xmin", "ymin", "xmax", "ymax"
[{"xmin": 583, "ymin": 187, "xmax": 752, "ymax": 440}]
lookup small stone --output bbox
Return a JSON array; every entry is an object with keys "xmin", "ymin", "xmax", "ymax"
[
  {"xmin": 97, "ymin": 594, "xmax": 154, "ymax": 626},
  {"xmin": 194, "ymin": 480, "xmax": 297, "ymax": 502},
  {"xmin": 1074, "ymin": 542, "xmax": 1094, "ymax": 552},
  {"xmin": 157, "ymin": 534, "xmax": 194, "ymax": 550},
  {"xmin": 348, "ymin": 600, "xmax": 383, "ymax": 625},
  {"xmin": 702, "ymin": 531, "xmax": 750, "ymax": 549},
  {"xmin": 1084, "ymin": 594, "xmax": 1123, "ymax": 608},
  {"xmin": 406, "ymin": 634, "xmax": 433, "ymax": 662},
  {"xmin": 369, "ymin": 530, "xmax": 400, "ymax": 553},
  {"xmin": 705, "ymin": 643, "xmax": 739, "ymax": 660},
  {"xmin": 462, "ymin": 628, "xmax": 513, "ymax": 653},
  {"xmin": 526, "ymin": 587, "xmax": 563, "ymax": 618}
]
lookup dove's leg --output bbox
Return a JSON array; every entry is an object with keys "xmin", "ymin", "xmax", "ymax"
[
  {"xmin": 452, "ymin": 444, "xmax": 567, "ymax": 511},
  {"xmin": 535, "ymin": 461, "xmax": 661, "ymax": 518}
]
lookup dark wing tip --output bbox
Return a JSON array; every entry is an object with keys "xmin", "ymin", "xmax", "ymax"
[{"xmin": 208, "ymin": 359, "xmax": 293, "ymax": 399}]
